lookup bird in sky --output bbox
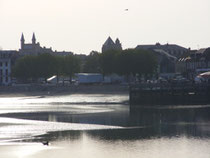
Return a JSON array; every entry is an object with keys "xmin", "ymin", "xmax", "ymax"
[{"xmin": 125, "ymin": 9, "xmax": 128, "ymax": 11}]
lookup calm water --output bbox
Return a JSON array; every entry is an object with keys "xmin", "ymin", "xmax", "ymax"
[{"xmin": 0, "ymin": 93, "xmax": 210, "ymax": 158}]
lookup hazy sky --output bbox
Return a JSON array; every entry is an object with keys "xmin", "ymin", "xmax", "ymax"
[{"xmin": 0, "ymin": 0, "xmax": 209, "ymax": 54}]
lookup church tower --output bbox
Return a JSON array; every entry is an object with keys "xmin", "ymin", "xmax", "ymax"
[
  {"xmin": 32, "ymin": 32, "xmax": 36, "ymax": 45},
  {"xmin": 20, "ymin": 33, "xmax": 25, "ymax": 50},
  {"xmin": 115, "ymin": 38, "xmax": 122, "ymax": 51},
  {"xmin": 102, "ymin": 37, "xmax": 115, "ymax": 53}
]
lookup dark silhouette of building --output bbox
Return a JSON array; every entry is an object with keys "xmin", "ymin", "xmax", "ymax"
[
  {"xmin": 177, "ymin": 47, "xmax": 210, "ymax": 79},
  {"xmin": 102, "ymin": 37, "xmax": 122, "ymax": 53},
  {"xmin": 0, "ymin": 50, "xmax": 18, "ymax": 85},
  {"xmin": 20, "ymin": 33, "xmax": 73, "ymax": 56},
  {"xmin": 20, "ymin": 33, "xmax": 53, "ymax": 55},
  {"xmin": 136, "ymin": 42, "xmax": 188, "ymax": 58}
]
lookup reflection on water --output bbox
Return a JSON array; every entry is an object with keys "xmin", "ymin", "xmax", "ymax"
[
  {"xmin": 35, "ymin": 134, "xmax": 210, "ymax": 158},
  {"xmin": 0, "ymin": 94, "xmax": 210, "ymax": 158},
  {"xmin": 130, "ymin": 106, "xmax": 210, "ymax": 138}
]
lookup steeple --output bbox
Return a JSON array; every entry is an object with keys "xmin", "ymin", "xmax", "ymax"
[
  {"xmin": 21, "ymin": 33, "xmax": 25, "ymax": 42},
  {"xmin": 104, "ymin": 37, "xmax": 115, "ymax": 46},
  {"xmin": 32, "ymin": 32, "xmax": 36, "ymax": 45},
  {"xmin": 20, "ymin": 33, "xmax": 25, "ymax": 50}
]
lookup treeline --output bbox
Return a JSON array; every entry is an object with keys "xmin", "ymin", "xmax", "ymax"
[
  {"xmin": 84, "ymin": 49, "xmax": 158, "ymax": 80},
  {"xmin": 12, "ymin": 48, "xmax": 157, "ymax": 83},
  {"xmin": 12, "ymin": 53, "xmax": 80, "ymax": 83}
]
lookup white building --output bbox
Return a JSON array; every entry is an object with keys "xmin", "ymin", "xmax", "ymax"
[
  {"xmin": 0, "ymin": 51, "xmax": 17, "ymax": 85},
  {"xmin": 75, "ymin": 73, "xmax": 103, "ymax": 84}
]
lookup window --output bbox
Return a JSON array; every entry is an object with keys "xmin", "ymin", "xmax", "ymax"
[
  {"xmin": 6, "ymin": 69, "xmax": 8, "ymax": 75},
  {"xmin": 5, "ymin": 77, "xmax": 8, "ymax": 83},
  {"xmin": 0, "ymin": 62, "xmax": 2, "ymax": 67},
  {"xmin": 5, "ymin": 62, "xmax": 8, "ymax": 67}
]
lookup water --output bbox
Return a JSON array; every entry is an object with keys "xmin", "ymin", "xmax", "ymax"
[{"xmin": 0, "ymin": 93, "xmax": 210, "ymax": 158}]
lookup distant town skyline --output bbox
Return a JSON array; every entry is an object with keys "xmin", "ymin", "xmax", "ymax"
[{"xmin": 0, "ymin": 0, "xmax": 209, "ymax": 54}]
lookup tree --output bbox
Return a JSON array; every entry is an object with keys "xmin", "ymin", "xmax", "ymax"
[
  {"xmin": 12, "ymin": 55, "xmax": 39, "ymax": 82},
  {"xmin": 36, "ymin": 53, "xmax": 58, "ymax": 81},
  {"xmin": 13, "ymin": 54, "xmax": 61, "ymax": 83},
  {"xmin": 63, "ymin": 55, "xmax": 80, "ymax": 83},
  {"xmin": 133, "ymin": 49, "xmax": 157, "ymax": 79},
  {"xmin": 100, "ymin": 49, "xmax": 120, "ymax": 76},
  {"xmin": 117, "ymin": 49, "xmax": 157, "ymax": 81},
  {"xmin": 83, "ymin": 51, "xmax": 101, "ymax": 73}
]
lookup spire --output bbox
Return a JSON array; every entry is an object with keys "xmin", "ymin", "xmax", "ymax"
[
  {"xmin": 21, "ymin": 33, "xmax": 25, "ymax": 42},
  {"xmin": 20, "ymin": 33, "xmax": 25, "ymax": 50},
  {"xmin": 32, "ymin": 32, "xmax": 36, "ymax": 44}
]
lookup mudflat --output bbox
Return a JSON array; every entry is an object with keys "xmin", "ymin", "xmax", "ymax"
[{"xmin": 0, "ymin": 84, "xmax": 129, "ymax": 98}]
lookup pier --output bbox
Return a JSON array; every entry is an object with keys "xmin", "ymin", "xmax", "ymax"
[{"xmin": 129, "ymin": 83, "xmax": 210, "ymax": 106}]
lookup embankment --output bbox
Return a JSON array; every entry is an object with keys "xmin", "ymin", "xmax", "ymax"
[{"xmin": 0, "ymin": 84, "xmax": 129, "ymax": 97}]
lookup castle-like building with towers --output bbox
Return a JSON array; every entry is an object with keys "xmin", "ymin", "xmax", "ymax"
[
  {"xmin": 20, "ymin": 33, "xmax": 73, "ymax": 56},
  {"xmin": 102, "ymin": 37, "xmax": 122, "ymax": 53}
]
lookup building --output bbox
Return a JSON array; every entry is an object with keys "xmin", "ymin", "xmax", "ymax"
[
  {"xmin": 0, "ymin": 50, "xmax": 18, "ymax": 85},
  {"xmin": 19, "ymin": 33, "xmax": 73, "ymax": 56},
  {"xmin": 153, "ymin": 49, "xmax": 177, "ymax": 75},
  {"xmin": 135, "ymin": 46, "xmax": 177, "ymax": 78},
  {"xmin": 135, "ymin": 43, "xmax": 191, "ymax": 78},
  {"xmin": 20, "ymin": 33, "xmax": 53, "ymax": 55},
  {"xmin": 136, "ymin": 43, "xmax": 189, "ymax": 58},
  {"xmin": 102, "ymin": 37, "xmax": 122, "ymax": 53},
  {"xmin": 177, "ymin": 48, "xmax": 210, "ymax": 79}
]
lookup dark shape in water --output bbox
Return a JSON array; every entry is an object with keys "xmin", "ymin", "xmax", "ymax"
[{"xmin": 42, "ymin": 141, "xmax": 49, "ymax": 146}]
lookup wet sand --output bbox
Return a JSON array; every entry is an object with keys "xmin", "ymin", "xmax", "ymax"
[
  {"xmin": 0, "ymin": 85, "xmax": 130, "ymax": 157},
  {"xmin": 0, "ymin": 84, "xmax": 129, "ymax": 98}
]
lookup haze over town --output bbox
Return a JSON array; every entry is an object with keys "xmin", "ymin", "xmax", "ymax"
[{"xmin": 0, "ymin": 0, "xmax": 209, "ymax": 54}]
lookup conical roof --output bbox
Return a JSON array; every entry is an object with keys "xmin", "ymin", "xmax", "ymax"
[
  {"xmin": 21, "ymin": 33, "xmax": 25, "ymax": 41},
  {"xmin": 115, "ymin": 38, "xmax": 120, "ymax": 44},
  {"xmin": 103, "ymin": 37, "xmax": 115, "ymax": 46},
  {"xmin": 32, "ymin": 32, "xmax": 36, "ymax": 41}
]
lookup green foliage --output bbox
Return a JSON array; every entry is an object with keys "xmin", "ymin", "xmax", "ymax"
[
  {"xmin": 62, "ymin": 55, "xmax": 81, "ymax": 82},
  {"xmin": 12, "ymin": 55, "xmax": 39, "ymax": 82},
  {"xmin": 99, "ymin": 49, "xmax": 157, "ymax": 79},
  {"xmin": 116, "ymin": 49, "xmax": 135, "ymax": 75},
  {"xmin": 12, "ymin": 49, "xmax": 157, "ymax": 83},
  {"xmin": 133, "ymin": 49, "xmax": 158, "ymax": 76},
  {"xmin": 83, "ymin": 51, "xmax": 101, "ymax": 73},
  {"xmin": 12, "ymin": 53, "xmax": 81, "ymax": 83},
  {"xmin": 36, "ymin": 53, "xmax": 58, "ymax": 79},
  {"xmin": 100, "ymin": 49, "xmax": 121, "ymax": 75}
]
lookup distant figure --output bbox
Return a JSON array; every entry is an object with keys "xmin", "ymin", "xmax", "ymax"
[
  {"xmin": 125, "ymin": 9, "xmax": 128, "ymax": 11},
  {"xmin": 42, "ymin": 141, "xmax": 49, "ymax": 146}
]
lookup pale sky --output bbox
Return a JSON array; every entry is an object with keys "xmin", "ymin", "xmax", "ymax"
[{"xmin": 0, "ymin": 0, "xmax": 209, "ymax": 54}]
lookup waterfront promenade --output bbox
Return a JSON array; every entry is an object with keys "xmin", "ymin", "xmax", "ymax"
[{"xmin": 130, "ymin": 83, "xmax": 210, "ymax": 106}]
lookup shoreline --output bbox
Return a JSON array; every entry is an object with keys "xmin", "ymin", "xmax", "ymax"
[{"xmin": 0, "ymin": 84, "xmax": 129, "ymax": 97}]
